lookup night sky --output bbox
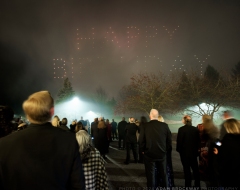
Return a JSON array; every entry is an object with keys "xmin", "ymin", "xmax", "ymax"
[{"xmin": 1, "ymin": 0, "xmax": 240, "ymax": 113}]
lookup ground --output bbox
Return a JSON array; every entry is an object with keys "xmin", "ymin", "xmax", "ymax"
[{"xmin": 104, "ymin": 138, "xmax": 207, "ymax": 189}]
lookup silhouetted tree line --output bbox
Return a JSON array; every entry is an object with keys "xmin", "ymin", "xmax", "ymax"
[{"xmin": 115, "ymin": 62, "xmax": 240, "ymax": 119}]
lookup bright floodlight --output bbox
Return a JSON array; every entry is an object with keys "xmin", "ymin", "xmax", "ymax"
[
  {"xmin": 87, "ymin": 111, "xmax": 97, "ymax": 117},
  {"xmin": 199, "ymin": 103, "xmax": 208, "ymax": 110},
  {"xmin": 72, "ymin": 97, "xmax": 80, "ymax": 105},
  {"xmin": 85, "ymin": 111, "xmax": 100, "ymax": 122}
]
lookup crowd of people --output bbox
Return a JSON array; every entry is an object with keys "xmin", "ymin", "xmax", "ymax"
[
  {"xmin": 0, "ymin": 91, "xmax": 240, "ymax": 189},
  {"xmin": 177, "ymin": 112, "xmax": 240, "ymax": 188}
]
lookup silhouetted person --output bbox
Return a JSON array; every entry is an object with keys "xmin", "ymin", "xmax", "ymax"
[
  {"xmin": 111, "ymin": 119, "xmax": 118, "ymax": 140},
  {"xmin": 124, "ymin": 117, "xmax": 139, "ymax": 164},
  {"xmin": 200, "ymin": 119, "xmax": 219, "ymax": 186},
  {"xmin": 105, "ymin": 119, "xmax": 112, "ymax": 151},
  {"xmin": 197, "ymin": 114, "xmax": 213, "ymax": 179},
  {"xmin": 95, "ymin": 117, "xmax": 108, "ymax": 159},
  {"xmin": 177, "ymin": 115, "xmax": 200, "ymax": 187},
  {"xmin": 158, "ymin": 115, "xmax": 175, "ymax": 187},
  {"xmin": 118, "ymin": 117, "xmax": 128, "ymax": 150},
  {"xmin": 91, "ymin": 118, "xmax": 98, "ymax": 146},
  {"xmin": 138, "ymin": 116, "xmax": 148, "ymax": 163},
  {"xmin": 79, "ymin": 116, "xmax": 86, "ymax": 128},
  {"xmin": 214, "ymin": 118, "xmax": 240, "ymax": 188},
  {"xmin": 70, "ymin": 120, "xmax": 77, "ymax": 132},
  {"xmin": 139, "ymin": 109, "xmax": 172, "ymax": 188},
  {"xmin": 0, "ymin": 91, "xmax": 85, "ymax": 189},
  {"xmin": 59, "ymin": 117, "xmax": 70, "ymax": 131}
]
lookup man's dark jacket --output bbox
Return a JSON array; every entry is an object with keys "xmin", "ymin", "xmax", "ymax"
[
  {"xmin": 0, "ymin": 122, "xmax": 85, "ymax": 190},
  {"xmin": 118, "ymin": 120, "xmax": 128, "ymax": 136},
  {"xmin": 91, "ymin": 122, "xmax": 98, "ymax": 139},
  {"xmin": 111, "ymin": 121, "xmax": 117, "ymax": 131},
  {"xmin": 176, "ymin": 124, "xmax": 200, "ymax": 157},
  {"xmin": 125, "ymin": 123, "xmax": 138, "ymax": 143},
  {"xmin": 59, "ymin": 124, "xmax": 70, "ymax": 131},
  {"xmin": 139, "ymin": 120, "xmax": 172, "ymax": 159}
]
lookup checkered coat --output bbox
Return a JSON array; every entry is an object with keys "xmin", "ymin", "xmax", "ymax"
[{"xmin": 82, "ymin": 148, "xmax": 108, "ymax": 190}]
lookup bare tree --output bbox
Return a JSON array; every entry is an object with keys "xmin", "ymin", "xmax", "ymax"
[
  {"xmin": 94, "ymin": 86, "xmax": 108, "ymax": 104},
  {"xmin": 115, "ymin": 72, "xmax": 179, "ymax": 115},
  {"xmin": 174, "ymin": 65, "xmax": 240, "ymax": 118},
  {"xmin": 231, "ymin": 61, "xmax": 240, "ymax": 79},
  {"xmin": 115, "ymin": 64, "xmax": 240, "ymax": 119}
]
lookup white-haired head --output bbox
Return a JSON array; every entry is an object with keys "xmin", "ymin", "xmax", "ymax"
[
  {"xmin": 76, "ymin": 130, "xmax": 92, "ymax": 153},
  {"xmin": 150, "ymin": 109, "xmax": 159, "ymax": 120}
]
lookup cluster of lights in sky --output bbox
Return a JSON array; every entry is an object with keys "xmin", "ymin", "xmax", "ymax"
[
  {"xmin": 163, "ymin": 26, "xmax": 179, "ymax": 40},
  {"xmin": 170, "ymin": 56, "xmax": 185, "ymax": 72},
  {"xmin": 53, "ymin": 59, "xmax": 67, "ymax": 79},
  {"xmin": 169, "ymin": 55, "xmax": 211, "ymax": 75},
  {"xmin": 76, "ymin": 25, "xmax": 179, "ymax": 49},
  {"xmin": 194, "ymin": 55, "xmax": 211, "ymax": 75},
  {"xmin": 53, "ymin": 25, "xmax": 210, "ymax": 79}
]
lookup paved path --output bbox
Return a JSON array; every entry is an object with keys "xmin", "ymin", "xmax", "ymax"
[{"xmin": 104, "ymin": 140, "xmax": 206, "ymax": 189}]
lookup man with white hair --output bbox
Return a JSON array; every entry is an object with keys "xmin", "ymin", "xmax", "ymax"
[{"xmin": 139, "ymin": 109, "xmax": 172, "ymax": 188}]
